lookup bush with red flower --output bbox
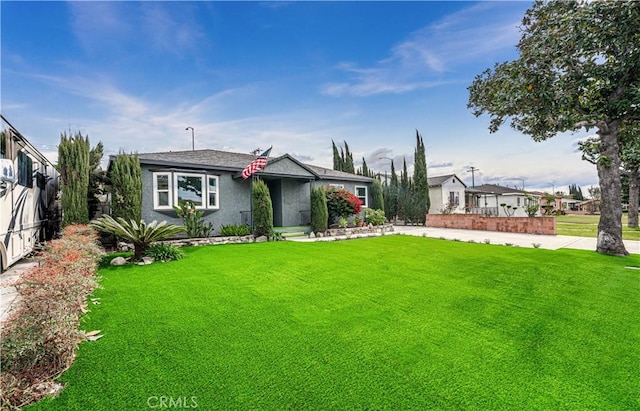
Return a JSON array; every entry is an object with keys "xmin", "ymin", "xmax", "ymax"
[{"xmin": 325, "ymin": 187, "xmax": 363, "ymax": 225}]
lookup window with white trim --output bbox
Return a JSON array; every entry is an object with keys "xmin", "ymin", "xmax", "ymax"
[
  {"xmin": 152, "ymin": 172, "xmax": 219, "ymax": 210},
  {"xmin": 175, "ymin": 173, "xmax": 204, "ymax": 207},
  {"xmin": 153, "ymin": 172, "xmax": 172, "ymax": 209},
  {"xmin": 328, "ymin": 183, "xmax": 344, "ymax": 189},
  {"xmin": 355, "ymin": 185, "xmax": 368, "ymax": 207},
  {"xmin": 449, "ymin": 191, "xmax": 460, "ymax": 206},
  {"xmin": 207, "ymin": 175, "xmax": 218, "ymax": 208}
]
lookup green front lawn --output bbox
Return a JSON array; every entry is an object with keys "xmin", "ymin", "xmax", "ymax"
[
  {"xmin": 556, "ymin": 214, "xmax": 640, "ymax": 240},
  {"xmin": 29, "ymin": 237, "xmax": 640, "ymax": 410}
]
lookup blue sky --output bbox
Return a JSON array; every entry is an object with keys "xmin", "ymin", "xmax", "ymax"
[{"xmin": 1, "ymin": 1, "xmax": 599, "ymax": 193}]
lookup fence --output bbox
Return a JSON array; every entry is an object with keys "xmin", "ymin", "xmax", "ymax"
[{"xmin": 426, "ymin": 214, "xmax": 556, "ymax": 235}]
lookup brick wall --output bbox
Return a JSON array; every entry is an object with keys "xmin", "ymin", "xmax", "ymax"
[{"xmin": 425, "ymin": 214, "xmax": 556, "ymax": 235}]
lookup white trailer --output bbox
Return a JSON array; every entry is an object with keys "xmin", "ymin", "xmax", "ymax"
[{"xmin": 0, "ymin": 115, "xmax": 60, "ymax": 272}]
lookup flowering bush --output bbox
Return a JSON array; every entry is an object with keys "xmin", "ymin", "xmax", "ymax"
[
  {"xmin": 0, "ymin": 225, "xmax": 103, "ymax": 409},
  {"xmin": 325, "ymin": 187, "xmax": 363, "ymax": 225}
]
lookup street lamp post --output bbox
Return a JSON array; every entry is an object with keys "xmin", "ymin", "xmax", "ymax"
[{"xmin": 185, "ymin": 126, "xmax": 195, "ymax": 151}]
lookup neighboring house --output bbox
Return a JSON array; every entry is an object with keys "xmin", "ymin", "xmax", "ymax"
[
  {"xmin": 532, "ymin": 192, "xmax": 583, "ymax": 214},
  {"xmin": 578, "ymin": 198, "xmax": 601, "ymax": 214},
  {"xmin": 427, "ymin": 174, "xmax": 467, "ymax": 214},
  {"xmin": 112, "ymin": 149, "xmax": 373, "ymax": 234},
  {"xmin": 465, "ymin": 184, "xmax": 541, "ymax": 217}
]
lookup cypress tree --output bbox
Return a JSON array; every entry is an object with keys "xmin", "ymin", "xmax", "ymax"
[
  {"xmin": 397, "ymin": 158, "xmax": 410, "ymax": 223},
  {"xmin": 310, "ymin": 186, "xmax": 328, "ymax": 233},
  {"xmin": 370, "ymin": 178, "xmax": 384, "ymax": 211},
  {"xmin": 252, "ymin": 178, "xmax": 273, "ymax": 237},
  {"xmin": 110, "ymin": 152, "xmax": 142, "ymax": 223},
  {"xmin": 361, "ymin": 157, "xmax": 369, "ymax": 177},
  {"xmin": 384, "ymin": 160, "xmax": 398, "ymax": 221},
  {"xmin": 411, "ymin": 130, "xmax": 430, "ymax": 223},
  {"xmin": 88, "ymin": 142, "xmax": 106, "ymax": 219},
  {"xmin": 58, "ymin": 132, "xmax": 90, "ymax": 225},
  {"xmin": 332, "ymin": 140, "xmax": 343, "ymax": 172},
  {"xmin": 343, "ymin": 141, "xmax": 355, "ymax": 174}
]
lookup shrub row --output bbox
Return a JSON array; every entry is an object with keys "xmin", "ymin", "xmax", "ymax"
[{"xmin": 0, "ymin": 225, "xmax": 103, "ymax": 409}]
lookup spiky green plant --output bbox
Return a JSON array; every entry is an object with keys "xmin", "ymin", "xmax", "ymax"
[{"xmin": 90, "ymin": 215, "xmax": 185, "ymax": 260}]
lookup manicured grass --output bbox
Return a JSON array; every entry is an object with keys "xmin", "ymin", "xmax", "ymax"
[
  {"xmin": 556, "ymin": 214, "xmax": 640, "ymax": 241},
  {"xmin": 28, "ymin": 237, "xmax": 640, "ymax": 410}
]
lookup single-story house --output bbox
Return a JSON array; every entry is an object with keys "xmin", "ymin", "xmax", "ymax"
[
  {"xmin": 465, "ymin": 184, "xmax": 541, "ymax": 217},
  {"xmin": 427, "ymin": 174, "xmax": 467, "ymax": 214},
  {"xmin": 111, "ymin": 149, "xmax": 373, "ymax": 234}
]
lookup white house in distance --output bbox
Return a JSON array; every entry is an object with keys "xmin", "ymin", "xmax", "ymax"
[
  {"xmin": 466, "ymin": 184, "xmax": 542, "ymax": 217},
  {"xmin": 427, "ymin": 174, "xmax": 467, "ymax": 214}
]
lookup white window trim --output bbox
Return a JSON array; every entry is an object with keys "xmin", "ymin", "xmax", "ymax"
[
  {"xmin": 355, "ymin": 185, "xmax": 368, "ymax": 208},
  {"xmin": 153, "ymin": 171, "xmax": 220, "ymax": 211},
  {"xmin": 207, "ymin": 175, "xmax": 220, "ymax": 210},
  {"xmin": 174, "ymin": 172, "xmax": 206, "ymax": 209},
  {"xmin": 328, "ymin": 183, "xmax": 344, "ymax": 189},
  {"xmin": 153, "ymin": 172, "xmax": 173, "ymax": 210}
]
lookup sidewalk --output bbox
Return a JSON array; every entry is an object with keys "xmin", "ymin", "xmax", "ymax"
[{"xmin": 291, "ymin": 225, "xmax": 640, "ymax": 254}]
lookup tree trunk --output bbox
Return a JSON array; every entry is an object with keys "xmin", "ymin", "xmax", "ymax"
[
  {"xmin": 629, "ymin": 168, "xmax": 639, "ymax": 229},
  {"xmin": 596, "ymin": 122, "xmax": 628, "ymax": 256}
]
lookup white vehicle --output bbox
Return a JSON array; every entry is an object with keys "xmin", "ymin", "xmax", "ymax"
[{"xmin": 0, "ymin": 115, "xmax": 60, "ymax": 273}]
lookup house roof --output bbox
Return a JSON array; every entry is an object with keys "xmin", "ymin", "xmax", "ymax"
[
  {"xmin": 305, "ymin": 164, "xmax": 374, "ymax": 183},
  {"xmin": 128, "ymin": 149, "xmax": 373, "ymax": 183},
  {"xmin": 466, "ymin": 184, "xmax": 529, "ymax": 196},
  {"xmin": 427, "ymin": 174, "xmax": 466, "ymax": 188}
]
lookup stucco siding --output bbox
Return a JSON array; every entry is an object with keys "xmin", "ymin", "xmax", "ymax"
[
  {"xmin": 141, "ymin": 165, "xmax": 252, "ymax": 235},
  {"xmin": 265, "ymin": 157, "xmax": 315, "ymax": 178},
  {"xmin": 280, "ymin": 179, "xmax": 311, "ymax": 226},
  {"xmin": 428, "ymin": 188, "xmax": 443, "ymax": 214}
]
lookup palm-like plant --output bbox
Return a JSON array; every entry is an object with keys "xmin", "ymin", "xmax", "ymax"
[{"xmin": 90, "ymin": 215, "xmax": 185, "ymax": 260}]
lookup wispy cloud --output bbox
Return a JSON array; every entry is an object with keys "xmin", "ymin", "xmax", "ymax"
[
  {"xmin": 68, "ymin": 2, "xmax": 204, "ymax": 58},
  {"xmin": 430, "ymin": 161, "xmax": 454, "ymax": 169},
  {"xmin": 321, "ymin": 2, "xmax": 524, "ymax": 97}
]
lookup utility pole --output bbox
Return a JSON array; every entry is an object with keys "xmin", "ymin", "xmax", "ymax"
[{"xmin": 467, "ymin": 166, "xmax": 480, "ymax": 187}]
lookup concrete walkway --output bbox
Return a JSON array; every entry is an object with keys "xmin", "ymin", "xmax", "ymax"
[
  {"xmin": 0, "ymin": 258, "xmax": 41, "ymax": 328},
  {"xmin": 291, "ymin": 225, "xmax": 640, "ymax": 254}
]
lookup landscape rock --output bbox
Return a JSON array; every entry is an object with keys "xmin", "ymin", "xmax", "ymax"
[
  {"xmin": 309, "ymin": 232, "xmax": 316, "ymax": 239},
  {"xmin": 137, "ymin": 257, "xmax": 154, "ymax": 265},
  {"xmin": 255, "ymin": 235, "xmax": 268, "ymax": 243},
  {"xmin": 110, "ymin": 257, "xmax": 128, "ymax": 266}
]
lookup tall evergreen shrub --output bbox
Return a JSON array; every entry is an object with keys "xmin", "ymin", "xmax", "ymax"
[
  {"xmin": 411, "ymin": 130, "xmax": 430, "ymax": 223},
  {"xmin": 252, "ymin": 179, "xmax": 273, "ymax": 236},
  {"xmin": 370, "ymin": 179, "xmax": 384, "ymax": 211},
  {"xmin": 110, "ymin": 153, "xmax": 142, "ymax": 223},
  {"xmin": 58, "ymin": 132, "xmax": 90, "ymax": 225},
  {"xmin": 310, "ymin": 186, "xmax": 328, "ymax": 233},
  {"xmin": 384, "ymin": 160, "xmax": 398, "ymax": 221}
]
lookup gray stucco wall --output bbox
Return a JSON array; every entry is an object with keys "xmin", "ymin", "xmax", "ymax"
[
  {"xmin": 140, "ymin": 164, "xmax": 373, "ymax": 232},
  {"xmin": 311, "ymin": 180, "xmax": 373, "ymax": 212},
  {"xmin": 141, "ymin": 165, "xmax": 252, "ymax": 235},
  {"xmin": 280, "ymin": 179, "xmax": 311, "ymax": 226}
]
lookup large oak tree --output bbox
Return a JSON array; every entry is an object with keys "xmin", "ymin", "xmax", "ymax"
[{"xmin": 468, "ymin": 0, "xmax": 639, "ymax": 255}]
